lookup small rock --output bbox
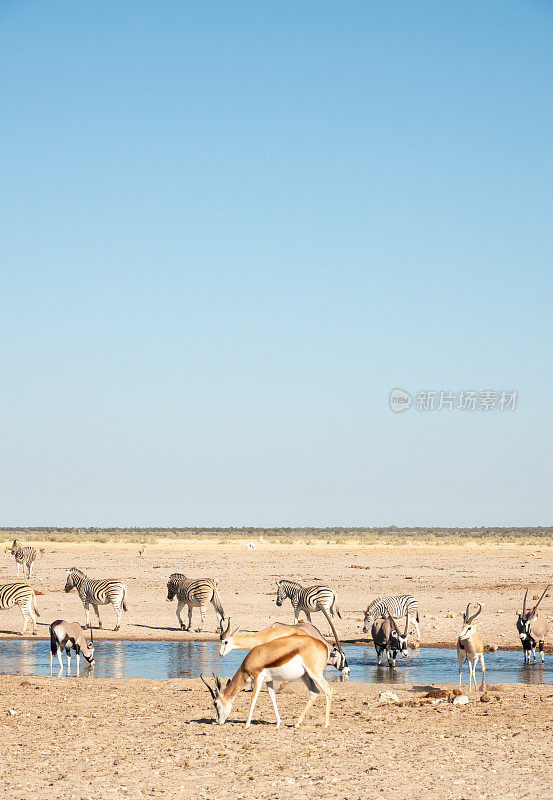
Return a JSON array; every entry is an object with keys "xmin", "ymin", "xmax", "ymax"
[
  {"xmin": 453, "ymin": 694, "xmax": 469, "ymax": 706},
  {"xmin": 7, "ymin": 709, "xmax": 17, "ymax": 716},
  {"xmin": 378, "ymin": 690, "xmax": 399, "ymax": 704},
  {"xmin": 485, "ymin": 644, "xmax": 498, "ymax": 652},
  {"xmin": 424, "ymin": 689, "xmax": 449, "ymax": 699}
]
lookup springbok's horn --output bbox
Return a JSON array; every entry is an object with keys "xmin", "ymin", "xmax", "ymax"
[
  {"xmin": 219, "ymin": 618, "xmax": 232, "ymax": 639},
  {"xmin": 200, "ymin": 675, "xmax": 216, "ymax": 699},
  {"xmin": 467, "ymin": 602, "xmax": 482, "ymax": 624},
  {"xmin": 530, "ymin": 585, "xmax": 550, "ymax": 617},
  {"xmin": 463, "ymin": 603, "xmax": 471, "ymax": 623},
  {"xmin": 522, "ymin": 589, "xmax": 528, "ymax": 617}
]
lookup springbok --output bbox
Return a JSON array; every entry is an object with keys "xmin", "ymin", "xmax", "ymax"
[
  {"xmin": 457, "ymin": 602, "xmax": 486, "ymax": 692},
  {"xmin": 517, "ymin": 585, "xmax": 550, "ymax": 664},
  {"xmin": 202, "ymin": 632, "xmax": 333, "ymax": 728},
  {"xmin": 219, "ymin": 618, "xmax": 349, "ymax": 675}
]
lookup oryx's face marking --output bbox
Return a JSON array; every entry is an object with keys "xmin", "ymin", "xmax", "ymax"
[
  {"xmin": 328, "ymin": 645, "xmax": 349, "ymax": 674},
  {"xmin": 517, "ymin": 614, "xmax": 533, "ymax": 642}
]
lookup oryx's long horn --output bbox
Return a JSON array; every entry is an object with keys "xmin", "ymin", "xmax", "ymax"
[
  {"xmin": 89, "ymin": 623, "xmax": 94, "ymax": 645},
  {"xmin": 389, "ymin": 614, "xmax": 400, "ymax": 635},
  {"xmin": 522, "ymin": 589, "xmax": 528, "ymax": 617},
  {"xmin": 318, "ymin": 604, "xmax": 345, "ymax": 655},
  {"xmin": 200, "ymin": 675, "xmax": 216, "ymax": 699},
  {"xmin": 467, "ymin": 602, "xmax": 482, "ymax": 624},
  {"xmin": 530, "ymin": 585, "xmax": 550, "ymax": 617}
]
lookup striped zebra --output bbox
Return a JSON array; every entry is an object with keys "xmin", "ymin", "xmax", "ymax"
[
  {"xmin": 64, "ymin": 568, "xmax": 128, "ymax": 631},
  {"xmin": 275, "ymin": 579, "xmax": 342, "ymax": 626},
  {"xmin": 5, "ymin": 540, "xmax": 37, "ymax": 579},
  {"xmin": 363, "ymin": 595, "xmax": 420, "ymax": 641},
  {"xmin": 0, "ymin": 583, "xmax": 40, "ymax": 634},
  {"xmin": 166, "ymin": 573, "xmax": 226, "ymax": 632}
]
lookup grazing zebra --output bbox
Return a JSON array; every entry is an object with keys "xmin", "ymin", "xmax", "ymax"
[
  {"xmin": 363, "ymin": 595, "xmax": 420, "ymax": 641},
  {"xmin": 0, "ymin": 583, "xmax": 40, "ymax": 634},
  {"xmin": 5, "ymin": 540, "xmax": 37, "ymax": 579},
  {"xmin": 166, "ymin": 573, "xmax": 226, "ymax": 632},
  {"xmin": 64, "ymin": 568, "xmax": 128, "ymax": 631},
  {"xmin": 275, "ymin": 579, "xmax": 342, "ymax": 626}
]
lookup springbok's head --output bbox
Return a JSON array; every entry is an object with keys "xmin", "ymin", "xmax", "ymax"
[
  {"xmin": 275, "ymin": 581, "xmax": 286, "ymax": 607},
  {"xmin": 459, "ymin": 602, "xmax": 482, "ymax": 640},
  {"xmin": 201, "ymin": 674, "xmax": 231, "ymax": 725},
  {"xmin": 389, "ymin": 614, "xmax": 409, "ymax": 657},
  {"xmin": 218, "ymin": 619, "xmax": 240, "ymax": 656},
  {"xmin": 517, "ymin": 586, "xmax": 549, "ymax": 641}
]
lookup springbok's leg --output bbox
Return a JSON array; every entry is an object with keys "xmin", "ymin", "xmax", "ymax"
[
  {"xmin": 480, "ymin": 653, "xmax": 486, "ymax": 690},
  {"xmin": 265, "ymin": 681, "xmax": 281, "ymax": 728},
  {"xmin": 295, "ymin": 690, "xmax": 318, "ymax": 728},
  {"xmin": 176, "ymin": 601, "xmax": 185, "ymax": 630},
  {"xmin": 457, "ymin": 649, "xmax": 464, "ymax": 688},
  {"xmin": 245, "ymin": 675, "xmax": 263, "ymax": 728},
  {"xmin": 309, "ymin": 672, "xmax": 333, "ymax": 727},
  {"xmin": 539, "ymin": 641, "xmax": 545, "ymax": 664}
]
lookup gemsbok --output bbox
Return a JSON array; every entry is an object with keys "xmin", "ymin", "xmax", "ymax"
[
  {"xmin": 49, "ymin": 620, "xmax": 95, "ymax": 675},
  {"xmin": 517, "ymin": 585, "xmax": 550, "ymax": 664},
  {"xmin": 202, "ymin": 632, "xmax": 333, "ymax": 728},
  {"xmin": 457, "ymin": 602, "xmax": 486, "ymax": 692},
  {"xmin": 371, "ymin": 613, "xmax": 409, "ymax": 666}
]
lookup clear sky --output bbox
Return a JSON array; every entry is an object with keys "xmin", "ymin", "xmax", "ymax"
[{"xmin": 1, "ymin": 1, "xmax": 552, "ymax": 527}]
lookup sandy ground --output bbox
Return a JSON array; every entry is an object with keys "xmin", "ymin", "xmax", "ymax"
[
  {"xmin": 1, "ymin": 539, "xmax": 552, "ymax": 649},
  {"xmin": 1, "ymin": 677, "xmax": 552, "ymax": 800}
]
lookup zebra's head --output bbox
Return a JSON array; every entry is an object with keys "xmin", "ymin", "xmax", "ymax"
[
  {"xmin": 166, "ymin": 573, "xmax": 185, "ymax": 601},
  {"xmin": 362, "ymin": 607, "xmax": 375, "ymax": 633},
  {"xmin": 64, "ymin": 568, "xmax": 84, "ymax": 593},
  {"xmin": 201, "ymin": 674, "xmax": 232, "ymax": 725},
  {"xmin": 275, "ymin": 580, "xmax": 287, "ymax": 606},
  {"xmin": 8, "ymin": 540, "xmax": 22, "ymax": 555},
  {"xmin": 328, "ymin": 645, "xmax": 350, "ymax": 676}
]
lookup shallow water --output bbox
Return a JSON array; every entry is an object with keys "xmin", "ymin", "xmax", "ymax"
[{"xmin": 1, "ymin": 640, "xmax": 551, "ymax": 683}]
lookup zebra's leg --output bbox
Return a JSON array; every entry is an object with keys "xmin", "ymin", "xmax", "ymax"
[
  {"xmin": 176, "ymin": 601, "xmax": 186, "ymax": 630},
  {"xmin": 19, "ymin": 605, "xmax": 29, "ymax": 634},
  {"xmin": 93, "ymin": 604, "xmax": 102, "ymax": 629},
  {"xmin": 293, "ymin": 606, "xmax": 299, "ymax": 623},
  {"xmin": 187, "ymin": 606, "xmax": 193, "ymax": 631},
  {"xmin": 305, "ymin": 610, "xmax": 312, "ymax": 623},
  {"xmin": 195, "ymin": 606, "xmax": 206, "ymax": 633},
  {"xmin": 16, "ymin": 562, "xmax": 21, "ymax": 578},
  {"xmin": 245, "ymin": 675, "xmax": 263, "ymax": 729},
  {"xmin": 84, "ymin": 601, "xmax": 91, "ymax": 628},
  {"xmin": 412, "ymin": 617, "xmax": 421, "ymax": 641},
  {"xmin": 113, "ymin": 603, "xmax": 122, "ymax": 631},
  {"xmin": 265, "ymin": 680, "xmax": 281, "ymax": 728}
]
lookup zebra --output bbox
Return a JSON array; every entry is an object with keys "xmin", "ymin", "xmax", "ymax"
[
  {"xmin": 5, "ymin": 540, "xmax": 37, "ymax": 579},
  {"xmin": 64, "ymin": 568, "xmax": 128, "ymax": 631},
  {"xmin": 275, "ymin": 579, "xmax": 342, "ymax": 627},
  {"xmin": 363, "ymin": 595, "xmax": 420, "ymax": 641},
  {"xmin": 166, "ymin": 573, "xmax": 226, "ymax": 632},
  {"xmin": 0, "ymin": 583, "xmax": 40, "ymax": 634}
]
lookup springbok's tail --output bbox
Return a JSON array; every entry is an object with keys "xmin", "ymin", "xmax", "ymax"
[
  {"xmin": 32, "ymin": 592, "xmax": 40, "ymax": 617},
  {"xmin": 122, "ymin": 585, "xmax": 128, "ymax": 612}
]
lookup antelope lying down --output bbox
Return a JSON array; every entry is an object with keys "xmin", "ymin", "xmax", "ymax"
[
  {"xmin": 517, "ymin": 585, "xmax": 550, "ymax": 664},
  {"xmin": 50, "ymin": 620, "xmax": 95, "ymax": 675},
  {"xmin": 457, "ymin": 602, "xmax": 486, "ymax": 692},
  {"xmin": 219, "ymin": 618, "xmax": 349, "ymax": 675},
  {"xmin": 203, "ymin": 632, "xmax": 332, "ymax": 728}
]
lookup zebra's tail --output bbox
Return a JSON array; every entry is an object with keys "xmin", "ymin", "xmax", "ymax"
[
  {"xmin": 32, "ymin": 592, "xmax": 40, "ymax": 617},
  {"xmin": 416, "ymin": 609, "xmax": 419, "ymax": 623},
  {"xmin": 122, "ymin": 585, "xmax": 128, "ymax": 612},
  {"xmin": 332, "ymin": 596, "xmax": 342, "ymax": 619}
]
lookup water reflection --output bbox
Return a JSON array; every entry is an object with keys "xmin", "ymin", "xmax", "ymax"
[{"xmin": 0, "ymin": 640, "xmax": 550, "ymax": 684}]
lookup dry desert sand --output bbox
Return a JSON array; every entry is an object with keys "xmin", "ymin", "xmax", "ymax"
[{"xmin": 1, "ymin": 538, "xmax": 552, "ymax": 800}]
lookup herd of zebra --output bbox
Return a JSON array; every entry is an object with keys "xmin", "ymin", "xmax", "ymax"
[{"xmin": 0, "ymin": 540, "xmax": 419, "ymax": 659}]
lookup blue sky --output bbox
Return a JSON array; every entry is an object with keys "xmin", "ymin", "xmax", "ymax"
[{"xmin": 1, "ymin": 1, "xmax": 552, "ymax": 527}]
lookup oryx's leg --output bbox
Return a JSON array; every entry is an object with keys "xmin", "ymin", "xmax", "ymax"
[
  {"xmin": 76, "ymin": 651, "xmax": 80, "ymax": 676},
  {"xmin": 265, "ymin": 680, "xmax": 281, "ymax": 728},
  {"xmin": 480, "ymin": 653, "xmax": 486, "ymax": 690},
  {"xmin": 245, "ymin": 675, "xmax": 263, "ymax": 729},
  {"xmin": 66, "ymin": 649, "xmax": 71, "ymax": 675},
  {"xmin": 195, "ymin": 606, "xmax": 206, "ymax": 633},
  {"xmin": 176, "ymin": 600, "xmax": 186, "ymax": 630},
  {"xmin": 57, "ymin": 646, "xmax": 64, "ymax": 671},
  {"xmin": 539, "ymin": 641, "xmax": 545, "ymax": 663}
]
